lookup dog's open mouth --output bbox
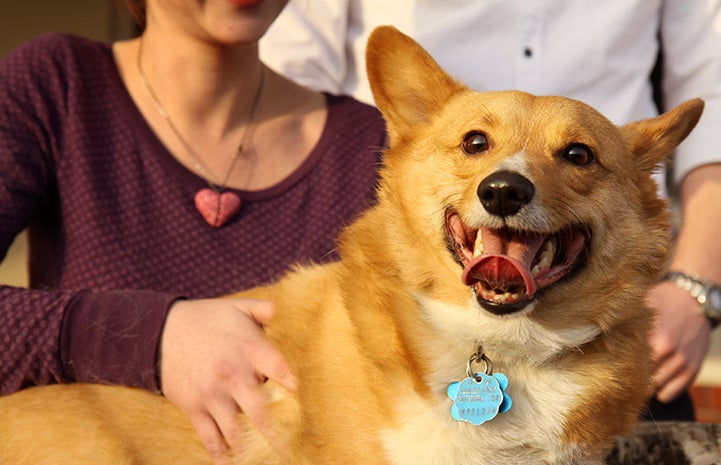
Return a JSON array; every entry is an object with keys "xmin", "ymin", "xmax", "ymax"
[{"xmin": 446, "ymin": 210, "xmax": 589, "ymax": 314}]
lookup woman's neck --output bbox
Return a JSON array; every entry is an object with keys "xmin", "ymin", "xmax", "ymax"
[
  {"xmin": 135, "ymin": 29, "xmax": 265, "ymax": 139},
  {"xmin": 113, "ymin": 32, "xmax": 327, "ymax": 191}
]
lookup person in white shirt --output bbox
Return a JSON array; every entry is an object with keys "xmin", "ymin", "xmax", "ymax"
[{"xmin": 260, "ymin": 0, "xmax": 721, "ymax": 420}]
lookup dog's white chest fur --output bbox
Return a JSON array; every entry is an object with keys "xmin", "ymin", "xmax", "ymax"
[
  {"xmin": 378, "ymin": 296, "xmax": 600, "ymax": 465},
  {"xmin": 380, "ymin": 373, "xmax": 584, "ymax": 465}
]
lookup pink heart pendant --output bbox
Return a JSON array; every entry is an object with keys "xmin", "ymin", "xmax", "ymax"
[{"xmin": 194, "ymin": 188, "xmax": 241, "ymax": 228}]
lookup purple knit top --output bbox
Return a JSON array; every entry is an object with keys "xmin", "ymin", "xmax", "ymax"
[{"xmin": 0, "ymin": 34, "xmax": 386, "ymax": 393}]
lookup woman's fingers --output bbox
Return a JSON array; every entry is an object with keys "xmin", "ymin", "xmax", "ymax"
[
  {"xmin": 233, "ymin": 299, "xmax": 298, "ymax": 392},
  {"xmin": 159, "ymin": 298, "xmax": 295, "ymax": 462}
]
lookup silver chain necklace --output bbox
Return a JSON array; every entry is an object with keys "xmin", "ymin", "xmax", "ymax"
[{"xmin": 136, "ymin": 39, "xmax": 265, "ymax": 227}]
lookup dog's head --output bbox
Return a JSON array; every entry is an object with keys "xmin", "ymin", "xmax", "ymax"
[{"xmin": 365, "ymin": 26, "xmax": 703, "ymax": 332}]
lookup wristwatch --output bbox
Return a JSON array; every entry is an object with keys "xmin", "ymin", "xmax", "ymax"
[{"xmin": 663, "ymin": 271, "xmax": 721, "ymax": 328}]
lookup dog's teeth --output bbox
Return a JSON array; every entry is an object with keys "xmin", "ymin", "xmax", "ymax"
[
  {"xmin": 531, "ymin": 237, "xmax": 556, "ymax": 276},
  {"xmin": 480, "ymin": 286, "xmax": 522, "ymax": 304},
  {"xmin": 473, "ymin": 232, "xmax": 484, "ymax": 258}
]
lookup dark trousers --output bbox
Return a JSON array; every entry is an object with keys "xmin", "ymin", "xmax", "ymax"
[{"xmin": 642, "ymin": 391, "xmax": 696, "ymax": 422}]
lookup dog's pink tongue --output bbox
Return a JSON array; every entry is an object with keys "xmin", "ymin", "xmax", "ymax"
[{"xmin": 461, "ymin": 228, "xmax": 544, "ymax": 296}]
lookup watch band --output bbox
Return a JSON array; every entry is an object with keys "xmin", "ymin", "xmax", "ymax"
[{"xmin": 663, "ymin": 271, "xmax": 721, "ymax": 328}]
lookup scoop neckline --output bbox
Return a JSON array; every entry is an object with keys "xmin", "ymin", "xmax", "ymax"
[{"xmin": 105, "ymin": 41, "xmax": 339, "ymax": 202}]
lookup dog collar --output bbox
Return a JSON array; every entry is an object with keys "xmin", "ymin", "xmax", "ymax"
[{"xmin": 447, "ymin": 346, "xmax": 512, "ymax": 425}]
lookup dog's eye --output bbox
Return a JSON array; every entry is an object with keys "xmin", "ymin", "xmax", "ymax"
[
  {"xmin": 462, "ymin": 132, "xmax": 489, "ymax": 155},
  {"xmin": 561, "ymin": 144, "xmax": 594, "ymax": 166}
]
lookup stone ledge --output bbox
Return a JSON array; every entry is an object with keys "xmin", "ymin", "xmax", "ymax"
[{"xmin": 607, "ymin": 422, "xmax": 721, "ymax": 465}]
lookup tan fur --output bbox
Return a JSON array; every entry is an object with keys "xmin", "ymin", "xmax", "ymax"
[{"xmin": 0, "ymin": 26, "xmax": 704, "ymax": 465}]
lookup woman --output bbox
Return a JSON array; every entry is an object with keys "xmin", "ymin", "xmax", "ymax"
[{"xmin": 0, "ymin": 0, "xmax": 386, "ymax": 461}]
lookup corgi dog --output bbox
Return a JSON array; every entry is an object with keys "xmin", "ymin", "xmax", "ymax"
[{"xmin": 0, "ymin": 26, "xmax": 704, "ymax": 465}]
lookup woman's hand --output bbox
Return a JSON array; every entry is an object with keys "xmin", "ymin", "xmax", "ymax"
[{"xmin": 159, "ymin": 298, "xmax": 296, "ymax": 464}]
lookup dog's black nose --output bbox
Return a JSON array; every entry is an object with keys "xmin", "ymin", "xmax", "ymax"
[{"xmin": 477, "ymin": 171, "xmax": 535, "ymax": 217}]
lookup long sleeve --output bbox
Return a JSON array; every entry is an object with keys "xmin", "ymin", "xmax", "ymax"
[
  {"xmin": 0, "ymin": 286, "xmax": 76, "ymax": 393},
  {"xmin": 660, "ymin": 0, "xmax": 721, "ymax": 184},
  {"xmin": 59, "ymin": 290, "xmax": 179, "ymax": 391},
  {"xmin": 0, "ymin": 285, "xmax": 179, "ymax": 394},
  {"xmin": 0, "ymin": 36, "xmax": 75, "ymax": 393},
  {"xmin": 0, "ymin": 36, "xmax": 182, "ymax": 393}
]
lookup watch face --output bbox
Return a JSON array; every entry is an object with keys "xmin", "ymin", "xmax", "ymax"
[{"xmin": 707, "ymin": 287, "xmax": 721, "ymax": 313}]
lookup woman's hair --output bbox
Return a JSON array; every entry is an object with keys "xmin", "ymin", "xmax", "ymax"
[{"xmin": 121, "ymin": 0, "xmax": 146, "ymax": 27}]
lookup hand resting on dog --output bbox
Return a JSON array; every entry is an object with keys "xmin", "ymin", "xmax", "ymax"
[{"xmin": 160, "ymin": 298, "xmax": 297, "ymax": 464}]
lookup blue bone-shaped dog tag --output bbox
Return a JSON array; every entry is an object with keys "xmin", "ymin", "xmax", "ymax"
[{"xmin": 447, "ymin": 372, "xmax": 512, "ymax": 425}]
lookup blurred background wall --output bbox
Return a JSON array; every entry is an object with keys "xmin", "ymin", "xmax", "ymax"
[{"xmin": 1, "ymin": 1, "xmax": 136, "ymax": 56}]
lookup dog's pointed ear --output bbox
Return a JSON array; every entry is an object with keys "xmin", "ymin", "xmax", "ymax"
[
  {"xmin": 620, "ymin": 99, "xmax": 704, "ymax": 172},
  {"xmin": 365, "ymin": 26, "xmax": 467, "ymax": 142}
]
